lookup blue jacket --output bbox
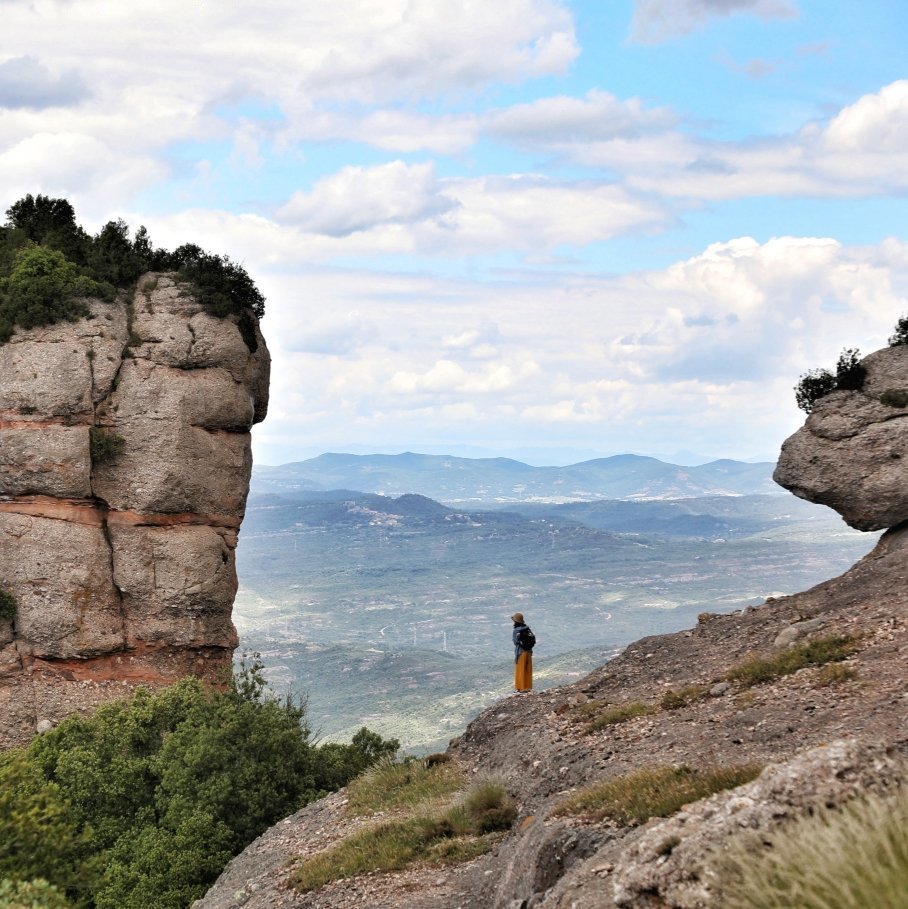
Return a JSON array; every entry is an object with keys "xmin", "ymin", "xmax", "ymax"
[{"xmin": 513, "ymin": 622, "xmax": 529, "ymax": 661}]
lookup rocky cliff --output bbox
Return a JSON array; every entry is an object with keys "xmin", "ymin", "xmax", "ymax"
[
  {"xmin": 197, "ymin": 344, "xmax": 907, "ymax": 909},
  {"xmin": 0, "ymin": 274, "xmax": 269, "ymax": 747}
]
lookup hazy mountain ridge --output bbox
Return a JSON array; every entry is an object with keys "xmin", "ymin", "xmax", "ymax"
[{"xmin": 252, "ymin": 452, "xmax": 779, "ymax": 504}]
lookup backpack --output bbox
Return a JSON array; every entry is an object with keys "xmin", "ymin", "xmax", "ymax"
[{"xmin": 517, "ymin": 625, "xmax": 536, "ymax": 651}]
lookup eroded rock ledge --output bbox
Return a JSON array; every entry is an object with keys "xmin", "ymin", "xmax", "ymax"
[
  {"xmin": 774, "ymin": 345, "xmax": 908, "ymax": 530},
  {"xmin": 0, "ymin": 273, "xmax": 269, "ymax": 747}
]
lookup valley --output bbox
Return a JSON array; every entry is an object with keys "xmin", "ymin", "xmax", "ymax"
[{"xmin": 235, "ymin": 468, "xmax": 876, "ymax": 751}]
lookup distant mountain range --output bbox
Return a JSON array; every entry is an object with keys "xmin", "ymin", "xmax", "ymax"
[{"xmin": 251, "ymin": 452, "xmax": 780, "ymax": 504}]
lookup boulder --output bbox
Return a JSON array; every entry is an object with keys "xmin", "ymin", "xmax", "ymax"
[
  {"xmin": 774, "ymin": 345, "xmax": 908, "ymax": 530},
  {"xmin": 0, "ymin": 273, "xmax": 269, "ymax": 745}
]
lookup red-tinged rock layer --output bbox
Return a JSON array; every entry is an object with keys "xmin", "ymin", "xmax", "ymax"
[{"xmin": 0, "ymin": 273, "xmax": 269, "ymax": 747}]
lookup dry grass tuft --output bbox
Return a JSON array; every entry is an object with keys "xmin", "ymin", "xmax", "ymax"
[
  {"xmin": 717, "ymin": 786, "xmax": 908, "ymax": 909},
  {"xmin": 346, "ymin": 757, "xmax": 465, "ymax": 816},
  {"xmin": 291, "ymin": 778, "xmax": 516, "ymax": 893},
  {"xmin": 727, "ymin": 634, "xmax": 859, "ymax": 688},
  {"xmin": 554, "ymin": 763, "xmax": 762, "ymax": 826},
  {"xmin": 584, "ymin": 701, "xmax": 658, "ymax": 734},
  {"xmin": 661, "ymin": 684, "xmax": 710, "ymax": 710}
]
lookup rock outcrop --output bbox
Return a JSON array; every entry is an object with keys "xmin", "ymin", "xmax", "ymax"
[
  {"xmin": 196, "ymin": 343, "xmax": 908, "ymax": 909},
  {"xmin": 0, "ymin": 274, "xmax": 269, "ymax": 747},
  {"xmin": 774, "ymin": 344, "xmax": 908, "ymax": 530}
]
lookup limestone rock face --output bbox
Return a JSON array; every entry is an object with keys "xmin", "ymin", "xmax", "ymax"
[
  {"xmin": 774, "ymin": 345, "xmax": 908, "ymax": 530},
  {"xmin": 0, "ymin": 274, "xmax": 269, "ymax": 747}
]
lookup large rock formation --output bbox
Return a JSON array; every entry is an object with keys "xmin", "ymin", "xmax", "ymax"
[
  {"xmin": 774, "ymin": 344, "xmax": 908, "ymax": 530},
  {"xmin": 0, "ymin": 274, "xmax": 269, "ymax": 747}
]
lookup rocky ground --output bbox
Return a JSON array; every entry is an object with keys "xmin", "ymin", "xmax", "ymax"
[{"xmin": 196, "ymin": 518, "xmax": 908, "ymax": 909}]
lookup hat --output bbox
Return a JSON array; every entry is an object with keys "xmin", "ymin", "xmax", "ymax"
[{"xmin": 511, "ymin": 612, "xmax": 524, "ymax": 623}]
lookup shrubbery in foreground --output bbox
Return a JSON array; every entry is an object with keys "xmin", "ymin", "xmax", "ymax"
[
  {"xmin": 718, "ymin": 786, "xmax": 908, "ymax": 909},
  {"xmin": 0, "ymin": 657, "xmax": 397, "ymax": 909}
]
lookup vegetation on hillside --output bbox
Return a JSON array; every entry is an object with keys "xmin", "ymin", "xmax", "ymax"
[
  {"xmin": 0, "ymin": 194, "xmax": 264, "ymax": 347},
  {"xmin": 0, "ymin": 656, "xmax": 397, "ymax": 909},
  {"xmin": 290, "ymin": 759, "xmax": 516, "ymax": 894},
  {"xmin": 726, "ymin": 633, "xmax": 859, "ymax": 687},
  {"xmin": 554, "ymin": 763, "xmax": 762, "ymax": 826}
]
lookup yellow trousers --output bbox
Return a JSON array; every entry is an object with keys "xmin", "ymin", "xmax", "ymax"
[{"xmin": 515, "ymin": 651, "xmax": 532, "ymax": 691}]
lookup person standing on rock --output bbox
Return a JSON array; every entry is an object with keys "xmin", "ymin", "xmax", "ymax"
[{"xmin": 511, "ymin": 612, "xmax": 534, "ymax": 692}]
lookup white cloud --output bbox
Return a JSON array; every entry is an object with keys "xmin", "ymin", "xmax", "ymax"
[
  {"xmin": 823, "ymin": 80, "xmax": 908, "ymax": 154},
  {"xmin": 486, "ymin": 90, "xmax": 679, "ymax": 145},
  {"xmin": 388, "ymin": 359, "xmax": 540, "ymax": 396},
  {"xmin": 630, "ymin": 0, "xmax": 798, "ymax": 43},
  {"xmin": 252, "ymin": 235, "xmax": 908, "ymax": 464},
  {"xmin": 525, "ymin": 81, "xmax": 908, "ymax": 201},
  {"xmin": 276, "ymin": 162, "xmax": 454, "ymax": 236},
  {"xmin": 147, "ymin": 168, "xmax": 670, "ymax": 263},
  {"xmin": 0, "ymin": 55, "xmax": 90, "ymax": 109},
  {"xmin": 0, "ymin": 0, "xmax": 577, "ymax": 208},
  {"xmin": 418, "ymin": 175, "xmax": 669, "ymax": 252},
  {"xmin": 0, "ymin": 133, "xmax": 165, "ymax": 219}
]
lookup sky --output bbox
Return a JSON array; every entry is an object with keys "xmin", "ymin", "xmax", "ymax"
[{"xmin": 3, "ymin": 0, "xmax": 908, "ymax": 466}]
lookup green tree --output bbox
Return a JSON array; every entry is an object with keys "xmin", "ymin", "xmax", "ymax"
[
  {"xmin": 5, "ymin": 194, "xmax": 89, "ymax": 266},
  {"xmin": 88, "ymin": 220, "xmax": 143, "ymax": 286},
  {"xmin": 92, "ymin": 812, "xmax": 233, "ymax": 909},
  {"xmin": 889, "ymin": 315, "xmax": 908, "ymax": 347},
  {"xmin": 0, "ymin": 878, "xmax": 72, "ymax": 909},
  {"xmin": 0, "ymin": 246, "xmax": 111, "ymax": 342},
  {"xmin": 12, "ymin": 661, "xmax": 397, "ymax": 907},
  {"xmin": 0, "ymin": 752, "xmax": 95, "ymax": 903}
]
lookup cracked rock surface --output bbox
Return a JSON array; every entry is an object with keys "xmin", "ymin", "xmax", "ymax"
[{"xmin": 0, "ymin": 273, "xmax": 269, "ymax": 747}]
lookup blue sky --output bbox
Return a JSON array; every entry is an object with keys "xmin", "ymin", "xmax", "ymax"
[{"xmin": 3, "ymin": 0, "xmax": 908, "ymax": 464}]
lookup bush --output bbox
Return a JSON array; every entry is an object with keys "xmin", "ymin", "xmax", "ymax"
[
  {"xmin": 835, "ymin": 348, "xmax": 866, "ymax": 391},
  {"xmin": 717, "ymin": 786, "xmax": 908, "ymax": 909},
  {"xmin": 889, "ymin": 315, "xmax": 908, "ymax": 347},
  {"xmin": 5, "ymin": 656, "xmax": 396, "ymax": 908},
  {"xmin": 89, "ymin": 428, "xmax": 125, "ymax": 465},
  {"xmin": 0, "ymin": 879, "xmax": 72, "ymax": 909},
  {"xmin": 346, "ymin": 757, "xmax": 462, "ymax": 816},
  {"xmin": 879, "ymin": 389, "xmax": 908, "ymax": 408},
  {"xmin": 794, "ymin": 368, "xmax": 837, "ymax": 413},
  {"xmin": 459, "ymin": 780, "xmax": 517, "ymax": 833},
  {"xmin": 167, "ymin": 244, "xmax": 264, "ymax": 321},
  {"xmin": 813, "ymin": 663, "xmax": 858, "ymax": 687},
  {"xmin": 0, "ymin": 752, "xmax": 96, "ymax": 903},
  {"xmin": 794, "ymin": 348, "xmax": 867, "ymax": 412},
  {"xmin": 661, "ymin": 684, "xmax": 710, "ymax": 710},
  {"xmin": 0, "ymin": 587, "xmax": 15, "ymax": 622},
  {"xmin": 553, "ymin": 764, "xmax": 762, "ymax": 826},
  {"xmin": 88, "ymin": 220, "xmax": 143, "ymax": 287},
  {"xmin": 0, "ymin": 246, "xmax": 109, "ymax": 342}
]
